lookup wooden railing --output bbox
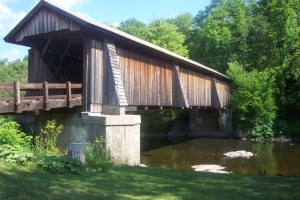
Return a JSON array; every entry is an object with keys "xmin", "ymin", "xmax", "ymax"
[{"xmin": 0, "ymin": 81, "xmax": 82, "ymax": 113}]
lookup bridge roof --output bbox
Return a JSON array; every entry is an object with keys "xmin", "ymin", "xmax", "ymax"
[{"xmin": 4, "ymin": 0, "xmax": 230, "ymax": 81}]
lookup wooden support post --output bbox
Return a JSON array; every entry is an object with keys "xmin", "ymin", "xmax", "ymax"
[
  {"xmin": 60, "ymin": 40, "xmax": 74, "ymax": 62},
  {"xmin": 66, "ymin": 81, "xmax": 72, "ymax": 108},
  {"xmin": 43, "ymin": 81, "xmax": 50, "ymax": 111},
  {"xmin": 41, "ymin": 38, "xmax": 52, "ymax": 57},
  {"xmin": 14, "ymin": 81, "xmax": 21, "ymax": 113},
  {"xmin": 173, "ymin": 65, "xmax": 189, "ymax": 108},
  {"xmin": 212, "ymin": 77, "xmax": 222, "ymax": 108}
]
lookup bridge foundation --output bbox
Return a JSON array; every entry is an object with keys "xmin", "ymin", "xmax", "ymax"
[
  {"xmin": 81, "ymin": 112, "xmax": 141, "ymax": 165},
  {"xmin": 188, "ymin": 109, "xmax": 232, "ymax": 137},
  {"xmin": 16, "ymin": 110, "xmax": 141, "ymax": 166}
]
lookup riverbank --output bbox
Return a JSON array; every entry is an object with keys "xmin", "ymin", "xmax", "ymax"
[{"xmin": 1, "ymin": 164, "xmax": 299, "ymax": 200}]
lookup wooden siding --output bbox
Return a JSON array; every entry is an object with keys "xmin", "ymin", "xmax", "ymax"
[
  {"xmin": 105, "ymin": 40, "xmax": 128, "ymax": 106},
  {"xmin": 28, "ymin": 49, "xmax": 56, "ymax": 96},
  {"xmin": 82, "ymin": 39, "xmax": 103, "ymax": 112},
  {"xmin": 118, "ymin": 48, "xmax": 173, "ymax": 106},
  {"xmin": 172, "ymin": 65, "xmax": 189, "ymax": 108},
  {"xmin": 215, "ymin": 79, "xmax": 230, "ymax": 107},
  {"xmin": 14, "ymin": 7, "xmax": 79, "ymax": 42},
  {"xmin": 180, "ymin": 68, "xmax": 212, "ymax": 107}
]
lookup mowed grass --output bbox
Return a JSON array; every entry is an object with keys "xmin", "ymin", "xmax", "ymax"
[{"xmin": 1, "ymin": 164, "xmax": 300, "ymax": 200}]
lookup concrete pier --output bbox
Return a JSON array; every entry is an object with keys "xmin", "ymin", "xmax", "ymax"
[{"xmin": 16, "ymin": 109, "xmax": 141, "ymax": 166}]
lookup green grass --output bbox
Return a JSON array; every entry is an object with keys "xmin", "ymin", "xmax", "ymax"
[{"xmin": 1, "ymin": 164, "xmax": 300, "ymax": 200}]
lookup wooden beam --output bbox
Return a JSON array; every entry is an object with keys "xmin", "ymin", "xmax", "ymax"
[
  {"xmin": 13, "ymin": 81, "xmax": 21, "ymax": 113},
  {"xmin": 173, "ymin": 65, "xmax": 189, "ymax": 108},
  {"xmin": 66, "ymin": 81, "xmax": 72, "ymax": 108},
  {"xmin": 41, "ymin": 38, "xmax": 52, "ymax": 57},
  {"xmin": 43, "ymin": 81, "xmax": 50, "ymax": 111},
  {"xmin": 104, "ymin": 38, "xmax": 128, "ymax": 107},
  {"xmin": 212, "ymin": 77, "xmax": 222, "ymax": 108},
  {"xmin": 125, "ymin": 106, "xmax": 137, "ymax": 112},
  {"xmin": 60, "ymin": 39, "xmax": 74, "ymax": 62}
]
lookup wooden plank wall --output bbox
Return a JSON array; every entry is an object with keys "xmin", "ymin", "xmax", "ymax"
[
  {"xmin": 118, "ymin": 48, "xmax": 173, "ymax": 106},
  {"xmin": 180, "ymin": 68, "xmax": 212, "ymax": 107},
  {"xmin": 105, "ymin": 40, "xmax": 128, "ymax": 107},
  {"xmin": 215, "ymin": 79, "xmax": 230, "ymax": 107},
  {"xmin": 28, "ymin": 48, "xmax": 56, "ymax": 96},
  {"xmin": 15, "ymin": 7, "xmax": 80, "ymax": 42},
  {"xmin": 172, "ymin": 65, "xmax": 189, "ymax": 108},
  {"xmin": 117, "ymin": 47, "xmax": 230, "ymax": 108},
  {"xmin": 82, "ymin": 39, "xmax": 103, "ymax": 112}
]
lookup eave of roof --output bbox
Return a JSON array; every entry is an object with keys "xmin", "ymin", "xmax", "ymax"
[{"xmin": 4, "ymin": 0, "xmax": 231, "ymax": 81}]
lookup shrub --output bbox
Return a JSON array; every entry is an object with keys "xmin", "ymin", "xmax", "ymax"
[
  {"xmin": 0, "ymin": 117, "xmax": 32, "ymax": 148},
  {"xmin": 34, "ymin": 120, "xmax": 63, "ymax": 154},
  {"xmin": 85, "ymin": 137, "xmax": 113, "ymax": 172},
  {"xmin": 37, "ymin": 154, "xmax": 85, "ymax": 174},
  {"xmin": 227, "ymin": 62, "xmax": 277, "ymax": 138},
  {"xmin": 0, "ymin": 144, "xmax": 34, "ymax": 166}
]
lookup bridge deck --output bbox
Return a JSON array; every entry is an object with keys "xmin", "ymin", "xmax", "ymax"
[{"xmin": 0, "ymin": 82, "xmax": 82, "ymax": 114}]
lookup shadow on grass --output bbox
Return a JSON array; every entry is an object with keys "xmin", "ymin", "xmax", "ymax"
[{"xmin": 1, "ymin": 165, "xmax": 300, "ymax": 200}]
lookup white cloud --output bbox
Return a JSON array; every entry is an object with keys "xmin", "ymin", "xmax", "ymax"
[
  {"xmin": 75, "ymin": 11, "xmax": 96, "ymax": 22},
  {"xmin": 46, "ymin": 0, "xmax": 88, "ymax": 10},
  {"xmin": 110, "ymin": 22, "xmax": 119, "ymax": 28},
  {"xmin": 1, "ymin": 48, "xmax": 21, "ymax": 61},
  {"xmin": 0, "ymin": 0, "xmax": 26, "ymax": 36}
]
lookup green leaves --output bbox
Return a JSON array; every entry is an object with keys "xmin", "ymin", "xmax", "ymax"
[
  {"xmin": 119, "ymin": 15, "xmax": 190, "ymax": 57},
  {"xmin": 0, "ymin": 117, "xmax": 32, "ymax": 148},
  {"xmin": 85, "ymin": 136, "xmax": 114, "ymax": 172},
  {"xmin": 0, "ymin": 144, "xmax": 34, "ymax": 165},
  {"xmin": 35, "ymin": 120, "xmax": 63, "ymax": 154},
  {"xmin": 227, "ymin": 62, "xmax": 277, "ymax": 138},
  {"xmin": 148, "ymin": 21, "xmax": 189, "ymax": 57}
]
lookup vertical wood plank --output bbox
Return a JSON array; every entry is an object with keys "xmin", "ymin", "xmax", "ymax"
[
  {"xmin": 43, "ymin": 81, "xmax": 50, "ymax": 111},
  {"xmin": 13, "ymin": 82, "xmax": 21, "ymax": 113},
  {"xmin": 66, "ymin": 81, "xmax": 72, "ymax": 108}
]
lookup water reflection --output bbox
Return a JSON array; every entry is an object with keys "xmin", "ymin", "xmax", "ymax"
[{"xmin": 140, "ymin": 138, "xmax": 300, "ymax": 176}]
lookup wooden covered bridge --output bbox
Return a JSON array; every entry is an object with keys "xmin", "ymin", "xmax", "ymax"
[{"xmin": 2, "ymin": 0, "xmax": 232, "ymax": 165}]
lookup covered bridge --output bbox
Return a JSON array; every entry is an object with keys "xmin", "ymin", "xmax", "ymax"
[{"xmin": 3, "ymin": 0, "xmax": 232, "ymax": 165}]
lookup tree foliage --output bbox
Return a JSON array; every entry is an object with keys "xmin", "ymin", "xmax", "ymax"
[
  {"xmin": 227, "ymin": 62, "xmax": 277, "ymax": 138},
  {"xmin": 0, "ymin": 56, "xmax": 28, "ymax": 97},
  {"xmin": 148, "ymin": 21, "xmax": 189, "ymax": 57},
  {"xmin": 119, "ymin": 18, "xmax": 148, "ymax": 40},
  {"xmin": 118, "ymin": 15, "xmax": 190, "ymax": 57}
]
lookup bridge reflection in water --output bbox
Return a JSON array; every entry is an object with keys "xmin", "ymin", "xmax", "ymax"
[{"xmin": 141, "ymin": 138, "xmax": 300, "ymax": 176}]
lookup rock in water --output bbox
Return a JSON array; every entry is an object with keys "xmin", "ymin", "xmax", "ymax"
[
  {"xmin": 191, "ymin": 164, "xmax": 230, "ymax": 174},
  {"xmin": 223, "ymin": 150, "xmax": 254, "ymax": 158}
]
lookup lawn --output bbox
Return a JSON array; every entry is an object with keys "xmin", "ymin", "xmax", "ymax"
[{"xmin": 0, "ymin": 164, "xmax": 299, "ymax": 200}]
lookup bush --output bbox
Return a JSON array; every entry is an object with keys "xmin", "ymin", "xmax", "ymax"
[
  {"xmin": 85, "ymin": 137, "xmax": 113, "ymax": 172},
  {"xmin": 0, "ymin": 117, "xmax": 32, "ymax": 148},
  {"xmin": 37, "ymin": 154, "xmax": 85, "ymax": 174},
  {"xmin": 0, "ymin": 144, "xmax": 34, "ymax": 166},
  {"xmin": 227, "ymin": 62, "xmax": 277, "ymax": 138},
  {"xmin": 34, "ymin": 120, "xmax": 63, "ymax": 154}
]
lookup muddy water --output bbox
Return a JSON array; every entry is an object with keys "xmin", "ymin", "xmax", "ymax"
[{"xmin": 140, "ymin": 138, "xmax": 300, "ymax": 176}]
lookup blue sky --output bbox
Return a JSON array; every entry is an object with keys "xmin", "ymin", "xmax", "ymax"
[{"xmin": 0, "ymin": 0, "xmax": 211, "ymax": 61}]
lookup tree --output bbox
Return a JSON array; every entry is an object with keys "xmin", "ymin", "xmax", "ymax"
[
  {"xmin": 167, "ymin": 13, "xmax": 193, "ymax": 41},
  {"xmin": 227, "ymin": 62, "xmax": 277, "ymax": 138},
  {"xmin": 189, "ymin": 0, "xmax": 257, "ymax": 73},
  {"xmin": 0, "ymin": 57, "xmax": 28, "ymax": 97},
  {"xmin": 118, "ymin": 18, "xmax": 148, "ymax": 40},
  {"xmin": 258, "ymin": 0, "xmax": 300, "ymax": 114},
  {"xmin": 148, "ymin": 20, "xmax": 189, "ymax": 57}
]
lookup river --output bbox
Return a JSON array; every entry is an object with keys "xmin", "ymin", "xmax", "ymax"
[{"xmin": 140, "ymin": 138, "xmax": 300, "ymax": 176}]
